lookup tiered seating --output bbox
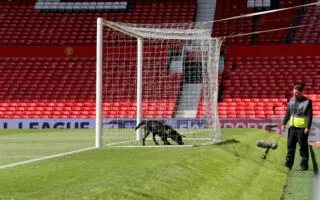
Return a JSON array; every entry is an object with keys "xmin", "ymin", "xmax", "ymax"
[
  {"xmin": 0, "ymin": 54, "xmax": 182, "ymax": 118},
  {"xmin": 292, "ymin": 6, "xmax": 320, "ymax": 44},
  {"xmin": 195, "ymin": 73, "xmax": 222, "ymax": 118},
  {"xmin": 253, "ymin": 0, "xmax": 307, "ymax": 44},
  {"xmin": 306, "ymin": 94, "xmax": 320, "ymax": 117},
  {"xmin": 132, "ymin": 0, "xmax": 196, "ymax": 23},
  {"xmin": 0, "ymin": 0, "xmax": 196, "ymax": 45},
  {"xmin": 103, "ymin": 57, "xmax": 182, "ymax": 118},
  {"xmin": 278, "ymin": 0, "xmax": 309, "ymax": 8},
  {"xmin": 212, "ymin": 0, "xmax": 253, "ymax": 45},
  {"xmin": 0, "ymin": 57, "xmax": 95, "ymax": 118},
  {"xmin": 218, "ymin": 98, "xmax": 288, "ymax": 118},
  {"xmin": 213, "ymin": 55, "xmax": 320, "ymax": 118},
  {"xmin": 254, "ymin": 9, "xmax": 298, "ymax": 44}
]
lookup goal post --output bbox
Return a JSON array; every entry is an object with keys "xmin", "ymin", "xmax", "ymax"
[
  {"xmin": 96, "ymin": 18, "xmax": 223, "ymax": 147},
  {"xmin": 96, "ymin": 17, "xmax": 103, "ymax": 148},
  {"xmin": 136, "ymin": 37, "xmax": 143, "ymax": 141}
]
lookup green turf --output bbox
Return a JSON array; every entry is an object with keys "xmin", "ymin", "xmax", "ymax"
[
  {"xmin": 282, "ymin": 146, "xmax": 320, "ymax": 200},
  {"xmin": 0, "ymin": 128, "xmax": 291, "ymax": 199},
  {"xmin": 102, "ymin": 128, "xmax": 217, "ymax": 146},
  {"xmin": 0, "ymin": 129, "xmax": 94, "ymax": 166}
]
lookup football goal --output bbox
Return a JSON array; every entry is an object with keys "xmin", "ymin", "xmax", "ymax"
[{"xmin": 96, "ymin": 18, "xmax": 223, "ymax": 147}]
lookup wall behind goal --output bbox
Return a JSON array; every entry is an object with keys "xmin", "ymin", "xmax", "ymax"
[
  {"xmin": 0, "ymin": 45, "xmax": 96, "ymax": 57},
  {"xmin": 227, "ymin": 44, "xmax": 320, "ymax": 57},
  {"xmin": 2, "ymin": 44, "xmax": 319, "ymax": 57}
]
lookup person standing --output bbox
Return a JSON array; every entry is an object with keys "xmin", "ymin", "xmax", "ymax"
[{"xmin": 282, "ymin": 83, "xmax": 313, "ymax": 171}]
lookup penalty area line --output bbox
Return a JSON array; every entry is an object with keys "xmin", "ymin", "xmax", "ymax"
[
  {"xmin": 109, "ymin": 144, "xmax": 194, "ymax": 148},
  {"xmin": 0, "ymin": 146, "xmax": 97, "ymax": 170},
  {"xmin": 0, "ymin": 156, "xmax": 44, "ymax": 158},
  {"xmin": 0, "ymin": 140, "xmax": 137, "ymax": 169}
]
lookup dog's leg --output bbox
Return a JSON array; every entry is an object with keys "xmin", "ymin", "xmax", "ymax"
[
  {"xmin": 152, "ymin": 132, "xmax": 159, "ymax": 145},
  {"xmin": 172, "ymin": 135, "xmax": 184, "ymax": 145},
  {"xmin": 161, "ymin": 136, "xmax": 171, "ymax": 145},
  {"xmin": 142, "ymin": 130, "xmax": 151, "ymax": 146}
]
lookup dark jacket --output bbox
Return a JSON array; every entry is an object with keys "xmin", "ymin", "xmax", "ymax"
[{"xmin": 282, "ymin": 96, "xmax": 313, "ymax": 129}]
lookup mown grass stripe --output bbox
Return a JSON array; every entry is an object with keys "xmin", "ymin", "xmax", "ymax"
[
  {"xmin": 0, "ymin": 128, "xmax": 290, "ymax": 200},
  {"xmin": 0, "ymin": 147, "xmax": 97, "ymax": 169}
]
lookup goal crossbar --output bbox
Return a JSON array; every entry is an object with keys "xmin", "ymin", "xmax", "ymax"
[{"xmin": 96, "ymin": 18, "xmax": 223, "ymax": 147}]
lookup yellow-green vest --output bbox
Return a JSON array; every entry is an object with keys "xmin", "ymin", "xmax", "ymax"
[{"xmin": 288, "ymin": 97, "xmax": 310, "ymax": 128}]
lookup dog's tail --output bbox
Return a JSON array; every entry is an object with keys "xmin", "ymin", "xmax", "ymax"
[{"xmin": 134, "ymin": 120, "xmax": 146, "ymax": 131}]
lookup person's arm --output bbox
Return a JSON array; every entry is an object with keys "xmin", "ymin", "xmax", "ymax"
[
  {"xmin": 306, "ymin": 100, "xmax": 313, "ymax": 130},
  {"xmin": 282, "ymin": 106, "xmax": 291, "ymax": 126},
  {"xmin": 282, "ymin": 106, "xmax": 291, "ymax": 132}
]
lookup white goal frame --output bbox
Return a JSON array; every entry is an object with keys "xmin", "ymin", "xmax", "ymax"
[
  {"xmin": 96, "ymin": 18, "xmax": 144, "ymax": 147},
  {"xmin": 95, "ymin": 18, "xmax": 223, "ymax": 147}
]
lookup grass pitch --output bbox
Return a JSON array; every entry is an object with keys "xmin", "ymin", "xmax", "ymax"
[
  {"xmin": 0, "ymin": 129, "xmax": 94, "ymax": 166},
  {"xmin": 282, "ymin": 145, "xmax": 320, "ymax": 200},
  {"xmin": 0, "ymin": 128, "xmax": 310, "ymax": 200}
]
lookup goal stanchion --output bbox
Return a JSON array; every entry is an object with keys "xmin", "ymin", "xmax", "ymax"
[{"xmin": 96, "ymin": 18, "xmax": 223, "ymax": 147}]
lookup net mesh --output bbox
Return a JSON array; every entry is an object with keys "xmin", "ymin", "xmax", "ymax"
[{"xmin": 99, "ymin": 20, "xmax": 223, "ymax": 147}]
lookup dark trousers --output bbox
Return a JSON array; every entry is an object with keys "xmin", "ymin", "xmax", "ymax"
[{"xmin": 285, "ymin": 127, "xmax": 309, "ymax": 169}]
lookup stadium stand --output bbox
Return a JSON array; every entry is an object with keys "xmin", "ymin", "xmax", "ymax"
[
  {"xmin": 197, "ymin": 54, "xmax": 320, "ymax": 118},
  {"xmin": 212, "ymin": 0, "xmax": 319, "ymax": 45},
  {"xmin": 218, "ymin": 55, "xmax": 320, "ymax": 118},
  {"xmin": 0, "ymin": 0, "xmax": 196, "ymax": 45},
  {"xmin": 253, "ymin": 9, "xmax": 298, "ymax": 44},
  {"xmin": 253, "ymin": 0, "xmax": 320, "ymax": 44},
  {"xmin": 0, "ymin": 0, "xmax": 196, "ymax": 118},
  {"xmin": 195, "ymin": 73, "xmax": 222, "ymax": 118},
  {"xmin": 0, "ymin": 54, "xmax": 181, "ymax": 118},
  {"xmin": 252, "ymin": 0, "xmax": 304, "ymax": 44},
  {"xmin": 212, "ymin": 0, "xmax": 254, "ymax": 46},
  {"xmin": 0, "ymin": 0, "xmax": 319, "ymax": 121},
  {"xmin": 292, "ymin": 6, "xmax": 320, "ymax": 44}
]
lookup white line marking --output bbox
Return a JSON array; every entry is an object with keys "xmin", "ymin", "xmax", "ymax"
[
  {"xmin": 0, "ymin": 140, "xmax": 137, "ymax": 169},
  {"xmin": 183, "ymin": 138, "xmax": 212, "ymax": 141},
  {"xmin": 0, "ymin": 156, "xmax": 43, "ymax": 158},
  {"xmin": 0, "ymin": 137, "xmax": 213, "ymax": 169},
  {"xmin": 103, "ymin": 140, "xmax": 137, "ymax": 147},
  {"xmin": 0, "ymin": 146, "xmax": 97, "ymax": 169},
  {"xmin": 144, "ymin": 137, "xmax": 212, "ymax": 141},
  {"xmin": 109, "ymin": 145, "xmax": 194, "ymax": 148}
]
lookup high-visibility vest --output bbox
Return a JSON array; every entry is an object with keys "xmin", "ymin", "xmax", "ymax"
[
  {"xmin": 288, "ymin": 97, "xmax": 310, "ymax": 128},
  {"xmin": 289, "ymin": 116, "xmax": 307, "ymax": 128}
]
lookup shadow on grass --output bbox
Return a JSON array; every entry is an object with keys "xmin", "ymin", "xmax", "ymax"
[
  {"xmin": 309, "ymin": 145, "xmax": 319, "ymax": 175},
  {"xmin": 216, "ymin": 139, "xmax": 240, "ymax": 146}
]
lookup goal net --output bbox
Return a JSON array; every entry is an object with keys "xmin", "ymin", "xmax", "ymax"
[{"xmin": 96, "ymin": 18, "xmax": 223, "ymax": 147}]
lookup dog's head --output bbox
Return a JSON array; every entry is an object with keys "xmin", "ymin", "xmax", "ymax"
[
  {"xmin": 176, "ymin": 135, "xmax": 184, "ymax": 145},
  {"xmin": 134, "ymin": 124, "xmax": 145, "ymax": 131},
  {"xmin": 168, "ymin": 129, "xmax": 184, "ymax": 145}
]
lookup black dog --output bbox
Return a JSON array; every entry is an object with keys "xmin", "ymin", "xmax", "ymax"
[{"xmin": 134, "ymin": 120, "xmax": 184, "ymax": 146}]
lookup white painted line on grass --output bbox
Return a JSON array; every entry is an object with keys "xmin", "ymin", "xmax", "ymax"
[
  {"xmin": 103, "ymin": 140, "xmax": 137, "ymax": 147},
  {"xmin": 183, "ymin": 138, "xmax": 212, "ymax": 141},
  {"xmin": 109, "ymin": 145, "xmax": 194, "ymax": 148},
  {"xmin": 0, "ymin": 138, "xmax": 208, "ymax": 169},
  {"xmin": 0, "ymin": 140, "xmax": 137, "ymax": 169},
  {"xmin": 0, "ymin": 156, "xmax": 43, "ymax": 158},
  {"xmin": 0, "ymin": 146, "xmax": 97, "ymax": 169}
]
